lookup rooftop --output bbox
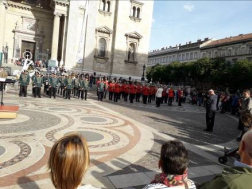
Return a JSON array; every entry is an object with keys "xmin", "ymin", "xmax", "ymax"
[{"xmin": 203, "ymin": 33, "xmax": 252, "ymax": 48}]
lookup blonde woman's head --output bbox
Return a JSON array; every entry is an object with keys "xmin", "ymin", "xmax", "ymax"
[{"xmin": 48, "ymin": 133, "xmax": 90, "ymax": 189}]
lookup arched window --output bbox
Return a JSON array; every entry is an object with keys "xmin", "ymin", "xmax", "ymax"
[
  {"xmin": 98, "ymin": 38, "xmax": 106, "ymax": 57},
  {"xmin": 137, "ymin": 8, "xmax": 140, "ymax": 18},
  {"xmin": 133, "ymin": 6, "xmax": 136, "ymax": 17},
  {"xmin": 107, "ymin": 1, "xmax": 110, "ymax": 12},
  {"xmin": 128, "ymin": 43, "xmax": 136, "ymax": 62},
  {"xmin": 102, "ymin": 0, "xmax": 106, "ymax": 11}
]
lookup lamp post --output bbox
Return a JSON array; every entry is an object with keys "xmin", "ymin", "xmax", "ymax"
[{"xmin": 141, "ymin": 64, "xmax": 146, "ymax": 81}]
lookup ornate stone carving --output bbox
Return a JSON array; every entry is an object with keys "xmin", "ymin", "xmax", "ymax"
[
  {"xmin": 96, "ymin": 26, "xmax": 113, "ymax": 34},
  {"xmin": 125, "ymin": 32, "xmax": 143, "ymax": 39}
]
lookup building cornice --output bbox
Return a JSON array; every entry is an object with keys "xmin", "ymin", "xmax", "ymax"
[
  {"xmin": 7, "ymin": 1, "xmax": 53, "ymax": 15},
  {"xmin": 131, "ymin": 0, "xmax": 144, "ymax": 6},
  {"xmin": 54, "ymin": 0, "xmax": 69, "ymax": 7}
]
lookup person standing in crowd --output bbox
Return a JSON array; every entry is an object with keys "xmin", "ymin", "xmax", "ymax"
[
  {"xmin": 64, "ymin": 75, "xmax": 74, "ymax": 100},
  {"xmin": 204, "ymin": 89, "xmax": 217, "ymax": 132},
  {"xmin": 161, "ymin": 86, "xmax": 166, "ymax": 104},
  {"xmin": 114, "ymin": 81, "xmax": 120, "ymax": 102},
  {"xmin": 136, "ymin": 82, "xmax": 142, "ymax": 102},
  {"xmin": 97, "ymin": 79, "xmax": 106, "ymax": 101},
  {"xmin": 143, "ymin": 140, "xmax": 196, "ymax": 189},
  {"xmin": 48, "ymin": 134, "xmax": 99, "ymax": 189},
  {"xmin": 108, "ymin": 81, "xmax": 115, "ymax": 101},
  {"xmin": 142, "ymin": 84, "xmax": 149, "ymax": 104},
  {"xmin": 74, "ymin": 75, "xmax": 80, "ymax": 98},
  {"xmin": 43, "ymin": 73, "xmax": 50, "ymax": 96},
  {"xmin": 156, "ymin": 85, "xmax": 163, "ymax": 107},
  {"xmin": 49, "ymin": 73, "xmax": 59, "ymax": 99},
  {"xmin": 33, "ymin": 73, "xmax": 43, "ymax": 98},
  {"xmin": 177, "ymin": 88, "xmax": 183, "ymax": 106},
  {"xmin": 80, "ymin": 76, "xmax": 89, "ymax": 100},
  {"xmin": 129, "ymin": 81, "xmax": 137, "ymax": 103},
  {"xmin": 168, "ymin": 87, "xmax": 174, "ymax": 106},
  {"xmin": 124, "ymin": 82, "xmax": 130, "ymax": 102},
  {"xmin": 104, "ymin": 77, "xmax": 109, "ymax": 99},
  {"xmin": 31, "ymin": 72, "xmax": 37, "ymax": 96},
  {"xmin": 19, "ymin": 70, "xmax": 30, "ymax": 97},
  {"xmin": 197, "ymin": 91, "xmax": 203, "ymax": 106},
  {"xmin": 237, "ymin": 89, "xmax": 252, "ymax": 141},
  {"xmin": 148, "ymin": 85, "xmax": 152, "ymax": 103}
]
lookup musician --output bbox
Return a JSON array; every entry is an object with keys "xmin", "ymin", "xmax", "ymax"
[
  {"xmin": 136, "ymin": 82, "xmax": 142, "ymax": 102},
  {"xmin": 114, "ymin": 81, "xmax": 121, "ymax": 102},
  {"xmin": 80, "ymin": 76, "xmax": 89, "ymax": 100},
  {"xmin": 108, "ymin": 81, "xmax": 115, "ymax": 101},
  {"xmin": 19, "ymin": 70, "xmax": 30, "ymax": 97},
  {"xmin": 129, "ymin": 81, "xmax": 137, "ymax": 103},
  {"xmin": 49, "ymin": 73, "xmax": 59, "ymax": 99},
  {"xmin": 34, "ymin": 73, "xmax": 43, "ymax": 98},
  {"xmin": 64, "ymin": 75, "xmax": 74, "ymax": 100},
  {"xmin": 74, "ymin": 75, "xmax": 80, "ymax": 98}
]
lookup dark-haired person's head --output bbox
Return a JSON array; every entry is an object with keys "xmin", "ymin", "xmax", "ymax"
[
  {"xmin": 159, "ymin": 140, "xmax": 189, "ymax": 175},
  {"xmin": 243, "ymin": 89, "xmax": 250, "ymax": 98},
  {"xmin": 48, "ymin": 134, "xmax": 90, "ymax": 189},
  {"xmin": 241, "ymin": 113, "xmax": 252, "ymax": 129}
]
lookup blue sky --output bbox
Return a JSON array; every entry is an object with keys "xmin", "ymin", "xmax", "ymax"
[{"xmin": 150, "ymin": 1, "xmax": 252, "ymax": 50}]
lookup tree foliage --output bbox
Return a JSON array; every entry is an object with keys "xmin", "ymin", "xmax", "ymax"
[{"xmin": 146, "ymin": 58, "xmax": 252, "ymax": 90}]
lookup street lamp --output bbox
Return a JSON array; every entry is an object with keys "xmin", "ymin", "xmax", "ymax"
[{"xmin": 141, "ymin": 64, "xmax": 146, "ymax": 81}]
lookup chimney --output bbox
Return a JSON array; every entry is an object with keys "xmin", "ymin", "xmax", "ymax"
[
  {"xmin": 179, "ymin": 44, "xmax": 181, "ymax": 46},
  {"xmin": 189, "ymin": 41, "xmax": 191, "ymax": 44}
]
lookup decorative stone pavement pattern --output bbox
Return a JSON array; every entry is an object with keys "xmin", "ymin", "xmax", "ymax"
[
  {"xmin": 0, "ymin": 141, "xmax": 31, "ymax": 169},
  {"xmin": 0, "ymin": 86, "xmax": 240, "ymax": 188}
]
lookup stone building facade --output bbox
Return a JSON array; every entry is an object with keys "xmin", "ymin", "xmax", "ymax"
[
  {"xmin": 200, "ymin": 33, "xmax": 252, "ymax": 63},
  {"xmin": 148, "ymin": 38, "xmax": 212, "ymax": 66},
  {"xmin": 0, "ymin": 0, "xmax": 154, "ymax": 79},
  {"xmin": 148, "ymin": 33, "xmax": 252, "ymax": 67}
]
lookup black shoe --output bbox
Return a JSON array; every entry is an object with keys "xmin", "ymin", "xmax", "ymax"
[{"xmin": 204, "ymin": 129, "xmax": 213, "ymax": 132}]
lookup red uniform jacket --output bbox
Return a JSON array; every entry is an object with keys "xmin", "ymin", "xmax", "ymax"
[
  {"xmin": 168, "ymin": 89, "xmax": 174, "ymax": 97},
  {"xmin": 129, "ymin": 84, "xmax": 137, "ymax": 94},
  {"xmin": 124, "ymin": 84, "xmax": 130, "ymax": 93},
  {"xmin": 178, "ymin": 90, "xmax": 183, "ymax": 98},
  {"xmin": 142, "ymin": 86, "xmax": 149, "ymax": 96},
  {"xmin": 114, "ymin": 83, "xmax": 120, "ymax": 93},
  {"xmin": 108, "ymin": 83, "xmax": 115, "ymax": 92},
  {"xmin": 136, "ymin": 85, "xmax": 142, "ymax": 94}
]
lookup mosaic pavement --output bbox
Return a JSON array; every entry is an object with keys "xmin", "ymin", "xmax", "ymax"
[{"xmin": 0, "ymin": 86, "xmax": 241, "ymax": 189}]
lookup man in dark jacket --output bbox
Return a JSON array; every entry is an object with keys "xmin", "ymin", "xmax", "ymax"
[
  {"xmin": 237, "ymin": 89, "xmax": 252, "ymax": 141},
  {"xmin": 200, "ymin": 130, "xmax": 252, "ymax": 189},
  {"xmin": 204, "ymin": 89, "xmax": 217, "ymax": 132}
]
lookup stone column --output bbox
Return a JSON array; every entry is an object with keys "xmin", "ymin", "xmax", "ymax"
[
  {"xmin": 50, "ymin": 13, "xmax": 61, "ymax": 62},
  {"xmin": 60, "ymin": 15, "xmax": 67, "ymax": 66},
  {"xmin": 0, "ymin": 1, "xmax": 7, "ymax": 53}
]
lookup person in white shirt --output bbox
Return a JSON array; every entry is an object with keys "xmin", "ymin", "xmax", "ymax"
[
  {"xmin": 156, "ymin": 85, "xmax": 163, "ymax": 107},
  {"xmin": 48, "ymin": 134, "xmax": 99, "ymax": 189}
]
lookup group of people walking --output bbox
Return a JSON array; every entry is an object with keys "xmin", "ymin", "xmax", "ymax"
[
  {"xmin": 18, "ymin": 71, "xmax": 90, "ymax": 100},
  {"xmin": 96, "ymin": 78, "xmax": 185, "ymax": 108}
]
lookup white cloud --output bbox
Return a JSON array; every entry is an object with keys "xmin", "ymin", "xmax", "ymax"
[{"xmin": 183, "ymin": 4, "xmax": 194, "ymax": 12}]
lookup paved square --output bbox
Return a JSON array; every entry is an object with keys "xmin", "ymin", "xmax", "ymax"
[{"xmin": 0, "ymin": 85, "xmax": 240, "ymax": 188}]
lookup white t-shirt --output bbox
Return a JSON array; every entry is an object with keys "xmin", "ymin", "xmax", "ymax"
[{"xmin": 156, "ymin": 88, "xmax": 163, "ymax": 98}]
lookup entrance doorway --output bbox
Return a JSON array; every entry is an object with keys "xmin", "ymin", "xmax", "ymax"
[{"xmin": 21, "ymin": 41, "xmax": 35, "ymax": 61}]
